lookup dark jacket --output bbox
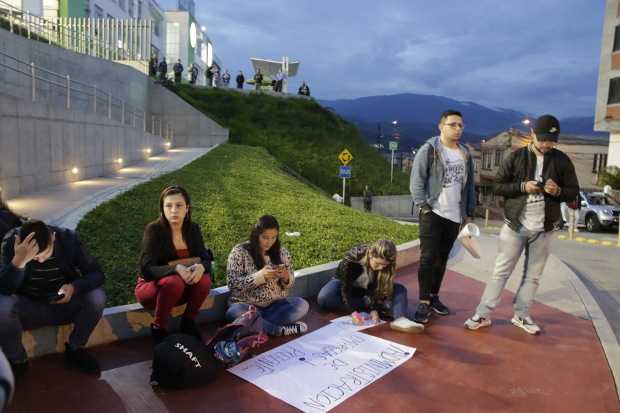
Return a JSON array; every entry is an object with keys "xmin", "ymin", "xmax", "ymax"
[
  {"xmin": 0, "ymin": 208, "xmax": 24, "ymax": 242},
  {"xmin": 335, "ymin": 245, "xmax": 391, "ymax": 317},
  {"xmin": 0, "ymin": 226, "xmax": 105, "ymax": 296},
  {"xmin": 139, "ymin": 221, "xmax": 213, "ymax": 281},
  {"xmin": 494, "ymin": 145, "xmax": 580, "ymax": 232}
]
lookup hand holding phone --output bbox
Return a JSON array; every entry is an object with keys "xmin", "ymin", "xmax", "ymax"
[{"xmin": 49, "ymin": 291, "xmax": 65, "ymax": 303}]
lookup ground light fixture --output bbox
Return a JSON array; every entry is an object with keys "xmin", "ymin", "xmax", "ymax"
[
  {"xmin": 144, "ymin": 148, "xmax": 152, "ymax": 155},
  {"xmin": 165, "ymin": 142, "xmax": 172, "ymax": 148},
  {"xmin": 71, "ymin": 167, "xmax": 79, "ymax": 174},
  {"xmin": 116, "ymin": 158, "xmax": 123, "ymax": 164}
]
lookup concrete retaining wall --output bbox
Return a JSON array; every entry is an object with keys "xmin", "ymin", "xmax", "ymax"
[
  {"xmin": 0, "ymin": 93, "xmax": 166, "ymax": 197},
  {"xmin": 22, "ymin": 240, "xmax": 420, "ymax": 358},
  {"xmin": 351, "ymin": 195, "xmax": 418, "ymax": 220},
  {"xmin": 149, "ymin": 85, "xmax": 229, "ymax": 147}
]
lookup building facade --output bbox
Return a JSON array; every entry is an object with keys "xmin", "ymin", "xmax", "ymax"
[
  {"xmin": 595, "ymin": 0, "xmax": 620, "ymax": 168},
  {"xmin": 479, "ymin": 129, "xmax": 609, "ymax": 213}
]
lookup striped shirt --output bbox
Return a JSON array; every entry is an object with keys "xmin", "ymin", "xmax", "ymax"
[{"xmin": 19, "ymin": 257, "xmax": 67, "ymax": 299}]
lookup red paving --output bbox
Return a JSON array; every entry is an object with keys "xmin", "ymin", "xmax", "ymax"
[{"xmin": 6, "ymin": 265, "xmax": 620, "ymax": 413}]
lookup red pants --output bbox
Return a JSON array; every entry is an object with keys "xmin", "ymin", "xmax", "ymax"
[{"xmin": 135, "ymin": 275, "xmax": 211, "ymax": 329}]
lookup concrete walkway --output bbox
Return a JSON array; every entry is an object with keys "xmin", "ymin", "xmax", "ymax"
[
  {"xmin": 5, "ymin": 147, "xmax": 215, "ymax": 229},
  {"xmin": 449, "ymin": 228, "xmax": 620, "ymax": 400}
]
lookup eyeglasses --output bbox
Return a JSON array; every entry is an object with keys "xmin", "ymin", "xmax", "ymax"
[{"xmin": 443, "ymin": 122, "xmax": 464, "ymax": 129}]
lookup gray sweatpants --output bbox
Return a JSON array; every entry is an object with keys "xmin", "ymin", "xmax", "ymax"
[{"xmin": 476, "ymin": 224, "xmax": 551, "ymax": 318}]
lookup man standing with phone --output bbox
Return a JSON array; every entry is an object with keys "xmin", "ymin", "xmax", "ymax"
[
  {"xmin": 410, "ymin": 110, "xmax": 476, "ymax": 325},
  {"xmin": 465, "ymin": 115, "xmax": 579, "ymax": 334},
  {"xmin": 0, "ymin": 220, "xmax": 106, "ymax": 376}
]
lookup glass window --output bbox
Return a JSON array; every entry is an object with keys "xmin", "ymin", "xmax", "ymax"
[
  {"xmin": 494, "ymin": 150, "xmax": 502, "ymax": 167},
  {"xmin": 608, "ymin": 77, "xmax": 620, "ymax": 104},
  {"xmin": 614, "ymin": 25, "xmax": 620, "ymax": 52}
]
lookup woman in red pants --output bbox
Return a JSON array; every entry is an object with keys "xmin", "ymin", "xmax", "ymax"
[{"xmin": 135, "ymin": 186, "xmax": 212, "ymax": 344}]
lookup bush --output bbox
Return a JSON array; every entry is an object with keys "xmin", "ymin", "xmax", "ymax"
[
  {"xmin": 174, "ymin": 86, "xmax": 410, "ymax": 200},
  {"xmin": 77, "ymin": 144, "xmax": 418, "ymax": 306}
]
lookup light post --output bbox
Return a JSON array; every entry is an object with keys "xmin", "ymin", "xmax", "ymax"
[{"xmin": 389, "ymin": 120, "xmax": 399, "ymax": 183}]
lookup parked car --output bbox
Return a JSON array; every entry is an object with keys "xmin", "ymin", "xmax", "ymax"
[{"xmin": 576, "ymin": 191, "xmax": 620, "ymax": 232}]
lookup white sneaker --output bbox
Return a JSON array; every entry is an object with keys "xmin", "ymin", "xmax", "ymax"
[
  {"xmin": 279, "ymin": 321, "xmax": 308, "ymax": 336},
  {"xmin": 390, "ymin": 317, "xmax": 424, "ymax": 333},
  {"xmin": 511, "ymin": 315, "xmax": 541, "ymax": 335},
  {"xmin": 464, "ymin": 314, "xmax": 492, "ymax": 330}
]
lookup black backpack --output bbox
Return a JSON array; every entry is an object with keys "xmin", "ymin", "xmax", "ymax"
[{"xmin": 151, "ymin": 305, "xmax": 268, "ymax": 389}]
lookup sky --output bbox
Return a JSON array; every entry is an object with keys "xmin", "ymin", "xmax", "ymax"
[{"xmin": 160, "ymin": 0, "xmax": 604, "ymax": 117}]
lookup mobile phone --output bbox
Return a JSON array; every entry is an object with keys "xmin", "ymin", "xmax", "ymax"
[
  {"xmin": 49, "ymin": 292, "xmax": 65, "ymax": 302},
  {"xmin": 535, "ymin": 181, "xmax": 545, "ymax": 188}
]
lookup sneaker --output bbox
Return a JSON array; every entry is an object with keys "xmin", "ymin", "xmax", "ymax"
[
  {"xmin": 430, "ymin": 296, "xmax": 450, "ymax": 316},
  {"xmin": 464, "ymin": 314, "xmax": 492, "ymax": 330},
  {"xmin": 180, "ymin": 317, "xmax": 202, "ymax": 340},
  {"xmin": 151, "ymin": 324, "xmax": 168, "ymax": 346},
  {"xmin": 511, "ymin": 315, "xmax": 541, "ymax": 335},
  {"xmin": 279, "ymin": 321, "xmax": 308, "ymax": 336},
  {"xmin": 64, "ymin": 344, "xmax": 100, "ymax": 375},
  {"xmin": 390, "ymin": 317, "xmax": 424, "ymax": 334},
  {"xmin": 413, "ymin": 302, "xmax": 432, "ymax": 324}
]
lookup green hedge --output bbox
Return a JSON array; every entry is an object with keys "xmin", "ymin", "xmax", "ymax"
[
  {"xmin": 77, "ymin": 144, "xmax": 418, "ymax": 307},
  {"xmin": 174, "ymin": 86, "xmax": 410, "ymax": 200}
]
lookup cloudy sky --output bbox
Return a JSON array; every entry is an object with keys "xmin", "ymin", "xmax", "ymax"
[{"xmin": 161, "ymin": 0, "xmax": 604, "ymax": 117}]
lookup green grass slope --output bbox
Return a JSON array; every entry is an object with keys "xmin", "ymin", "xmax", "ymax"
[
  {"xmin": 77, "ymin": 144, "xmax": 418, "ymax": 307},
  {"xmin": 174, "ymin": 86, "xmax": 410, "ymax": 199}
]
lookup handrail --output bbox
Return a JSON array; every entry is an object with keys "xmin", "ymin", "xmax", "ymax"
[
  {"xmin": 0, "ymin": 0, "xmax": 149, "ymax": 73},
  {"xmin": 0, "ymin": 48, "xmax": 170, "ymax": 136}
]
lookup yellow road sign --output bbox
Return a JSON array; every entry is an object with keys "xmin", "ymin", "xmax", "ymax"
[{"xmin": 338, "ymin": 149, "xmax": 353, "ymax": 165}]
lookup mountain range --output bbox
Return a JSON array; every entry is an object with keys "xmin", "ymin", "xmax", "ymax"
[{"xmin": 319, "ymin": 93, "xmax": 604, "ymax": 150}]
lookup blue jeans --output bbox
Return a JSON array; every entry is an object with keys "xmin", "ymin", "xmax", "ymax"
[
  {"xmin": 317, "ymin": 279, "xmax": 409, "ymax": 319},
  {"xmin": 476, "ymin": 224, "xmax": 551, "ymax": 318},
  {"xmin": 0, "ymin": 288, "xmax": 106, "ymax": 362},
  {"xmin": 225, "ymin": 297, "xmax": 309, "ymax": 336}
]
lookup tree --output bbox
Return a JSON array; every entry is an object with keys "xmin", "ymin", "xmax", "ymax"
[{"xmin": 599, "ymin": 166, "xmax": 620, "ymax": 190}]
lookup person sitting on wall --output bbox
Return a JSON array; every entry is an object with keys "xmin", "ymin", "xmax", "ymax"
[
  {"xmin": 226, "ymin": 215, "xmax": 309, "ymax": 337},
  {"xmin": 135, "ymin": 186, "xmax": 213, "ymax": 345},
  {"xmin": 0, "ymin": 220, "xmax": 106, "ymax": 377},
  {"xmin": 317, "ymin": 239, "xmax": 424, "ymax": 333}
]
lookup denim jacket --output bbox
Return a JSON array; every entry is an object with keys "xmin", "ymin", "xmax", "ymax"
[{"xmin": 409, "ymin": 136, "xmax": 476, "ymax": 219}]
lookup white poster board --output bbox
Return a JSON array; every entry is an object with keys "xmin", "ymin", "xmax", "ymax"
[{"xmin": 229, "ymin": 322, "xmax": 415, "ymax": 412}]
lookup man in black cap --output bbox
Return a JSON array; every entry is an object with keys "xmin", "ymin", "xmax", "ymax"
[{"xmin": 465, "ymin": 115, "xmax": 579, "ymax": 334}]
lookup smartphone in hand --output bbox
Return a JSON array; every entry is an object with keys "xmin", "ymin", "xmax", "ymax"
[{"xmin": 49, "ymin": 292, "xmax": 65, "ymax": 303}]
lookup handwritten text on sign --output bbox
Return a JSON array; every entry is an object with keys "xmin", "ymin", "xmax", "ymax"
[{"xmin": 228, "ymin": 322, "xmax": 415, "ymax": 412}]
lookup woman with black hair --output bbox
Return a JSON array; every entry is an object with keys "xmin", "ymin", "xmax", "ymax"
[
  {"xmin": 317, "ymin": 239, "xmax": 424, "ymax": 333},
  {"xmin": 135, "ymin": 186, "xmax": 212, "ymax": 344},
  {"xmin": 226, "ymin": 215, "xmax": 308, "ymax": 336}
]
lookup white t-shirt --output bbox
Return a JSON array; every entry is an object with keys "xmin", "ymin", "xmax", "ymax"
[
  {"xmin": 432, "ymin": 144, "xmax": 466, "ymax": 223},
  {"xmin": 520, "ymin": 154, "xmax": 545, "ymax": 232}
]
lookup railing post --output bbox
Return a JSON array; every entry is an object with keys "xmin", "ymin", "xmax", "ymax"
[
  {"xmin": 93, "ymin": 85, "xmax": 97, "ymax": 114},
  {"xmin": 143, "ymin": 111, "xmax": 146, "ymax": 132},
  {"xmin": 30, "ymin": 62, "xmax": 36, "ymax": 102},
  {"xmin": 66, "ymin": 74, "xmax": 70, "ymax": 109},
  {"xmin": 121, "ymin": 101, "xmax": 125, "ymax": 124},
  {"xmin": 151, "ymin": 116, "xmax": 155, "ymax": 134},
  {"xmin": 159, "ymin": 118, "xmax": 162, "ymax": 137},
  {"xmin": 26, "ymin": 12, "xmax": 31, "ymax": 39},
  {"xmin": 132, "ymin": 110, "xmax": 136, "ymax": 128},
  {"xmin": 9, "ymin": 9, "xmax": 13, "ymax": 33},
  {"xmin": 108, "ymin": 90, "xmax": 112, "ymax": 119}
]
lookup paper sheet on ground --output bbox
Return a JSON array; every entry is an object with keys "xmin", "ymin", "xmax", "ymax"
[
  {"xmin": 328, "ymin": 314, "xmax": 386, "ymax": 331},
  {"xmin": 228, "ymin": 322, "xmax": 415, "ymax": 413}
]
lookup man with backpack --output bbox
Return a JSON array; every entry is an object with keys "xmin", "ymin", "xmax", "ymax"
[{"xmin": 410, "ymin": 110, "xmax": 476, "ymax": 325}]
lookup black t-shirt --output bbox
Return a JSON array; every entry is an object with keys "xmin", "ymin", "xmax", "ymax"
[{"xmin": 19, "ymin": 256, "xmax": 67, "ymax": 300}]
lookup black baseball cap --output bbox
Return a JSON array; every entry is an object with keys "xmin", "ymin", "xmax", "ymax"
[{"xmin": 533, "ymin": 115, "xmax": 560, "ymax": 142}]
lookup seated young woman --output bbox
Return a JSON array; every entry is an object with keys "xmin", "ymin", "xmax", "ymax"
[
  {"xmin": 135, "ymin": 186, "xmax": 212, "ymax": 344},
  {"xmin": 226, "ymin": 215, "xmax": 308, "ymax": 337},
  {"xmin": 317, "ymin": 239, "xmax": 424, "ymax": 333}
]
